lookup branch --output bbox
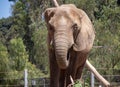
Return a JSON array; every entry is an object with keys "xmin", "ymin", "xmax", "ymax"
[
  {"xmin": 53, "ymin": 0, "xmax": 59, "ymax": 7},
  {"xmin": 93, "ymin": 46, "xmax": 104, "ymax": 48},
  {"xmin": 85, "ymin": 60, "xmax": 110, "ymax": 87}
]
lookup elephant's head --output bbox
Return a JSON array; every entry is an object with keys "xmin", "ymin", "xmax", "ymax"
[{"xmin": 44, "ymin": 4, "xmax": 95, "ymax": 69}]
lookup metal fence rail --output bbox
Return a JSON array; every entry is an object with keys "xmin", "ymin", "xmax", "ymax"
[
  {"xmin": 0, "ymin": 69, "xmax": 120, "ymax": 87},
  {"xmin": 0, "ymin": 78, "xmax": 50, "ymax": 87}
]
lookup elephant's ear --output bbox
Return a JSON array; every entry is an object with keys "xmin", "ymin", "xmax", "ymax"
[
  {"xmin": 73, "ymin": 9, "xmax": 95, "ymax": 52},
  {"xmin": 44, "ymin": 8, "xmax": 56, "ymax": 49},
  {"xmin": 44, "ymin": 8, "xmax": 56, "ymax": 24}
]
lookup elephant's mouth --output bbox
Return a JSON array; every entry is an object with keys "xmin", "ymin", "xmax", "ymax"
[
  {"xmin": 67, "ymin": 51, "xmax": 70, "ymax": 60},
  {"xmin": 67, "ymin": 47, "xmax": 72, "ymax": 61}
]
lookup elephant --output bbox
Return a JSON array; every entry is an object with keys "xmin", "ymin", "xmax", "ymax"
[{"xmin": 44, "ymin": 4, "xmax": 95, "ymax": 87}]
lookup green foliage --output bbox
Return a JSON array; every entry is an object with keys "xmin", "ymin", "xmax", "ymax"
[
  {"xmin": 6, "ymin": 37, "xmax": 46, "ymax": 85},
  {"xmin": 88, "ymin": 0, "xmax": 120, "ymax": 76},
  {"xmin": 26, "ymin": 62, "xmax": 48, "ymax": 78},
  {"xmin": 9, "ymin": 38, "xmax": 28, "ymax": 71},
  {"xmin": 0, "ymin": 17, "xmax": 13, "ymax": 44},
  {"xmin": 11, "ymin": 1, "xmax": 27, "ymax": 37},
  {"xmin": 64, "ymin": 0, "xmax": 96, "ymax": 19},
  {"xmin": 73, "ymin": 80, "xmax": 82, "ymax": 87},
  {"xmin": 0, "ymin": 42, "xmax": 9, "ymax": 72},
  {"xmin": 0, "ymin": 42, "xmax": 10, "ymax": 84},
  {"xmin": 32, "ymin": 25, "xmax": 48, "ymax": 73}
]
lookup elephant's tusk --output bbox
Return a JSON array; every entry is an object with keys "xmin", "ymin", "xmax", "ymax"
[
  {"xmin": 85, "ymin": 59, "xmax": 110, "ymax": 87},
  {"xmin": 49, "ymin": 40, "xmax": 54, "ymax": 49},
  {"xmin": 70, "ymin": 75, "xmax": 74, "ymax": 84},
  {"xmin": 50, "ymin": 40, "xmax": 53, "ymax": 46}
]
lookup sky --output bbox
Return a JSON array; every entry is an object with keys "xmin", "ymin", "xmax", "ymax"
[{"xmin": 0, "ymin": 0, "xmax": 13, "ymax": 19}]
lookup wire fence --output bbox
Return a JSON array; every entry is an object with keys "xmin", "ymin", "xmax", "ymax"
[
  {"xmin": 82, "ymin": 69, "xmax": 120, "ymax": 87},
  {"xmin": 0, "ymin": 77, "xmax": 50, "ymax": 87},
  {"xmin": 94, "ymin": 75, "xmax": 120, "ymax": 87},
  {"xmin": 0, "ymin": 69, "xmax": 120, "ymax": 87}
]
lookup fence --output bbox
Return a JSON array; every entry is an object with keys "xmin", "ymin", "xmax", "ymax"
[
  {"xmin": 91, "ymin": 73, "xmax": 120, "ymax": 87},
  {"xmin": 82, "ymin": 69, "xmax": 120, "ymax": 87},
  {"xmin": 0, "ymin": 69, "xmax": 120, "ymax": 87},
  {"xmin": 0, "ymin": 69, "xmax": 50, "ymax": 87},
  {"xmin": 0, "ymin": 78, "xmax": 50, "ymax": 87}
]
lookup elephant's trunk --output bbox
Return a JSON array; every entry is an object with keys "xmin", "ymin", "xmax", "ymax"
[{"xmin": 54, "ymin": 30, "xmax": 70, "ymax": 69}]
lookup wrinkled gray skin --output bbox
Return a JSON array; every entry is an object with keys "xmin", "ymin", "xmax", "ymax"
[{"xmin": 44, "ymin": 4, "xmax": 95, "ymax": 87}]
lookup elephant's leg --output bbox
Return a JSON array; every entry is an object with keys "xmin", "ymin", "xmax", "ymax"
[
  {"xmin": 50, "ymin": 59, "xmax": 60, "ymax": 87},
  {"xmin": 66, "ymin": 52, "xmax": 88, "ymax": 87},
  {"xmin": 49, "ymin": 50, "xmax": 60, "ymax": 87},
  {"xmin": 66, "ymin": 66, "xmax": 76, "ymax": 87},
  {"xmin": 65, "ymin": 51, "xmax": 78, "ymax": 86},
  {"xmin": 59, "ymin": 69, "xmax": 66, "ymax": 87},
  {"xmin": 75, "ymin": 52, "xmax": 88, "ymax": 80},
  {"xmin": 75, "ymin": 63, "xmax": 85, "ymax": 79}
]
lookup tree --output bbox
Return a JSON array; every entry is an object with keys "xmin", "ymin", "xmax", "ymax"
[
  {"xmin": 89, "ymin": 0, "xmax": 120, "ymax": 75},
  {"xmin": 9, "ymin": 38, "xmax": 28, "ymax": 71},
  {"xmin": 7, "ymin": 37, "xmax": 47, "ymax": 85},
  {"xmin": 0, "ymin": 42, "xmax": 10, "ymax": 84},
  {"xmin": 32, "ymin": 27, "xmax": 48, "ymax": 73}
]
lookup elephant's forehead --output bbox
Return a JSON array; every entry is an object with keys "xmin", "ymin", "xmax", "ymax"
[
  {"xmin": 57, "ymin": 16, "xmax": 68, "ymax": 25},
  {"xmin": 56, "ymin": 8, "xmax": 74, "ymax": 18},
  {"xmin": 55, "ymin": 7, "xmax": 78, "ymax": 21},
  {"xmin": 54, "ymin": 9, "xmax": 72, "ymax": 25},
  {"xmin": 56, "ymin": 7, "xmax": 71, "ymax": 15}
]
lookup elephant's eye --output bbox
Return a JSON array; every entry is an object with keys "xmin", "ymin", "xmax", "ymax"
[
  {"xmin": 72, "ymin": 23, "xmax": 79, "ymax": 41},
  {"xmin": 72, "ymin": 23, "xmax": 78, "ymax": 31}
]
